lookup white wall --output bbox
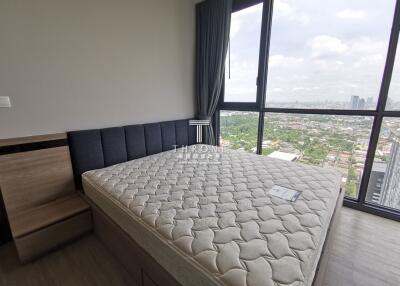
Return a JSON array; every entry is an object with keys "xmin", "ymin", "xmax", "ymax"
[{"xmin": 0, "ymin": 0, "xmax": 196, "ymax": 139}]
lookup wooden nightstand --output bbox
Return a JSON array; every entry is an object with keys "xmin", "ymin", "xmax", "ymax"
[
  {"xmin": 0, "ymin": 145, "xmax": 93, "ymax": 263},
  {"xmin": 9, "ymin": 193, "xmax": 92, "ymax": 262}
]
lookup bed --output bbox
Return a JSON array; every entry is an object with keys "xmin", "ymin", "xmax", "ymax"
[{"xmin": 68, "ymin": 119, "xmax": 344, "ymax": 286}]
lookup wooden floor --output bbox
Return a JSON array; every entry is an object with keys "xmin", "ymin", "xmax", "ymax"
[
  {"xmin": 0, "ymin": 235, "xmax": 133, "ymax": 286},
  {"xmin": 1, "ymin": 207, "xmax": 399, "ymax": 286},
  {"xmin": 322, "ymin": 207, "xmax": 400, "ymax": 286}
]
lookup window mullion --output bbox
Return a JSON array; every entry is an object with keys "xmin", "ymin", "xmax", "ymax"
[
  {"xmin": 358, "ymin": 0, "xmax": 400, "ymax": 204},
  {"xmin": 255, "ymin": 0, "xmax": 272, "ymax": 110},
  {"xmin": 256, "ymin": 112, "xmax": 265, "ymax": 154},
  {"xmin": 255, "ymin": 0, "xmax": 273, "ymax": 153},
  {"xmin": 358, "ymin": 115, "xmax": 384, "ymax": 203}
]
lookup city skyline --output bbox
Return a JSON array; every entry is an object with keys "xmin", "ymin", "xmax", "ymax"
[{"xmin": 225, "ymin": 94, "xmax": 400, "ymax": 110}]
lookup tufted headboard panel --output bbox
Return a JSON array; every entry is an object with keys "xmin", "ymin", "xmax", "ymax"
[{"xmin": 68, "ymin": 119, "xmax": 196, "ymax": 189}]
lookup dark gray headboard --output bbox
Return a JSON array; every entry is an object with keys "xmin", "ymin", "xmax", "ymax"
[{"xmin": 68, "ymin": 119, "xmax": 196, "ymax": 189}]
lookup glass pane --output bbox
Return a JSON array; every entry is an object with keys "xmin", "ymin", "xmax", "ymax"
[
  {"xmin": 224, "ymin": 4, "xmax": 263, "ymax": 102},
  {"xmin": 219, "ymin": 111, "xmax": 259, "ymax": 153},
  {"xmin": 386, "ymin": 42, "xmax": 400, "ymax": 110},
  {"xmin": 263, "ymin": 113, "xmax": 373, "ymax": 198},
  {"xmin": 366, "ymin": 118, "xmax": 400, "ymax": 210},
  {"xmin": 265, "ymin": 0, "xmax": 395, "ymax": 109}
]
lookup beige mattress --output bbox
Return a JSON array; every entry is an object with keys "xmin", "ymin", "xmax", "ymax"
[{"xmin": 83, "ymin": 145, "xmax": 341, "ymax": 286}]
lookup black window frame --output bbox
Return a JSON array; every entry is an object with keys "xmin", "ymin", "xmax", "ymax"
[
  {"xmin": 221, "ymin": 0, "xmax": 265, "ymax": 108},
  {"xmin": 217, "ymin": 0, "xmax": 400, "ymax": 222}
]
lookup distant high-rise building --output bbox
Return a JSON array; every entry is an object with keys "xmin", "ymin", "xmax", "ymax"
[
  {"xmin": 386, "ymin": 97, "xmax": 394, "ymax": 109},
  {"xmin": 379, "ymin": 135, "xmax": 400, "ymax": 209},
  {"xmin": 358, "ymin": 98, "xmax": 366, "ymax": 110},
  {"xmin": 349, "ymin": 95, "xmax": 360, "ymax": 109},
  {"xmin": 366, "ymin": 97, "xmax": 374, "ymax": 108},
  {"xmin": 366, "ymin": 162, "xmax": 386, "ymax": 204}
]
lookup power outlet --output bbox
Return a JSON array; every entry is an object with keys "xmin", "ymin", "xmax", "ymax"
[{"xmin": 0, "ymin": 96, "xmax": 11, "ymax": 108}]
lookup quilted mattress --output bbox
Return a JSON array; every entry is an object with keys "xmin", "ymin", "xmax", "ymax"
[{"xmin": 83, "ymin": 145, "xmax": 341, "ymax": 286}]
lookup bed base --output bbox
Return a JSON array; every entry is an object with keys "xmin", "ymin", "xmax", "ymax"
[
  {"xmin": 313, "ymin": 187, "xmax": 345, "ymax": 286},
  {"xmin": 87, "ymin": 188, "xmax": 344, "ymax": 286},
  {"xmin": 89, "ymin": 200, "xmax": 179, "ymax": 286}
]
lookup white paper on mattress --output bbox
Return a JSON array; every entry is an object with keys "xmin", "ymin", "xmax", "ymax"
[{"xmin": 83, "ymin": 145, "xmax": 341, "ymax": 286}]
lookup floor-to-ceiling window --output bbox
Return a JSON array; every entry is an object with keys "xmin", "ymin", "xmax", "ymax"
[{"xmin": 218, "ymin": 0, "xmax": 400, "ymax": 219}]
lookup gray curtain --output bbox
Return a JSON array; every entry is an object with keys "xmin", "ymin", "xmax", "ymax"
[{"xmin": 196, "ymin": 0, "xmax": 232, "ymax": 145}]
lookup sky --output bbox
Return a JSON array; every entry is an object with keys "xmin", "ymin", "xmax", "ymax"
[{"xmin": 224, "ymin": 0, "xmax": 397, "ymax": 107}]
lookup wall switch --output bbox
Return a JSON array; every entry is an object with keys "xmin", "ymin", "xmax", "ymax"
[{"xmin": 0, "ymin": 96, "xmax": 11, "ymax": 108}]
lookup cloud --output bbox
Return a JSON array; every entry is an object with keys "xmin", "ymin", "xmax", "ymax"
[
  {"xmin": 235, "ymin": 3, "xmax": 263, "ymax": 17},
  {"xmin": 271, "ymin": 88, "xmax": 284, "ymax": 93},
  {"xmin": 298, "ymin": 13, "xmax": 310, "ymax": 25},
  {"xmin": 291, "ymin": 86, "xmax": 321, "ymax": 92},
  {"xmin": 226, "ymin": 0, "xmax": 394, "ymax": 103},
  {"xmin": 346, "ymin": 37, "xmax": 387, "ymax": 68},
  {"xmin": 269, "ymin": 55, "xmax": 304, "ymax": 68},
  {"xmin": 336, "ymin": 9, "xmax": 367, "ymax": 20},
  {"xmin": 230, "ymin": 3, "xmax": 262, "ymax": 39},
  {"xmin": 274, "ymin": 0, "xmax": 310, "ymax": 25},
  {"xmin": 274, "ymin": 0, "xmax": 293, "ymax": 15},
  {"xmin": 309, "ymin": 35, "xmax": 348, "ymax": 59},
  {"xmin": 348, "ymin": 37, "xmax": 387, "ymax": 57},
  {"xmin": 230, "ymin": 19, "xmax": 241, "ymax": 39},
  {"xmin": 291, "ymin": 87, "xmax": 305, "ymax": 92},
  {"xmin": 313, "ymin": 59, "xmax": 344, "ymax": 71}
]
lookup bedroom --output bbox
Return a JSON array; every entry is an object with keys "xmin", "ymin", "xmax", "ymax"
[{"xmin": 0, "ymin": 0, "xmax": 399, "ymax": 285}]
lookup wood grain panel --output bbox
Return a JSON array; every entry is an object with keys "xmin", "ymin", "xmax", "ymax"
[
  {"xmin": 0, "ymin": 235, "xmax": 134, "ymax": 286},
  {"xmin": 313, "ymin": 188, "xmax": 345, "ymax": 286},
  {"xmin": 91, "ymin": 201, "xmax": 176, "ymax": 286},
  {"xmin": 0, "ymin": 189, "xmax": 11, "ymax": 244},
  {"xmin": 10, "ymin": 194, "xmax": 89, "ymax": 238},
  {"xmin": 92, "ymin": 204, "xmax": 142, "ymax": 285},
  {"xmin": 15, "ymin": 211, "xmax": 92, "ymax": 262},
  {"xmin": 143, "ymin": 272, "xmax": 158, "ymax": 286},
  {"xmin": 0, "ymin": 146, "xmax": 75, "ymax": 216},
  {"xmin": 0, "ymin": 133, "xmax": 67, "ymax": 147}
]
